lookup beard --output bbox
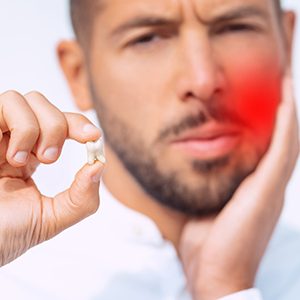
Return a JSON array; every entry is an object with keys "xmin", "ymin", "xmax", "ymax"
[
  {"xmin": 107, "ymin": 142, "xmax": 257, "ymax": 216},
  {"xmin": 94, "ymin": 99, "xmax": 264, "ymax": 217}
]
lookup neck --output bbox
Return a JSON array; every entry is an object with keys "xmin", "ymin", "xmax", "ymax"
[{"xmin": 102, "ymin": 146, "xmax": 187, "ymax": 250}]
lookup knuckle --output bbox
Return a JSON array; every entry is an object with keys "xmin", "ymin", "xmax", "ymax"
[
  {"xmin": 25, "ymin": 90, "xmax": 45, "ymax": 100},
  {"xmin": 48, "ymin": 117, "xmax": 68, "ymax": 137},
  {"xmin": 1, "ymin": 90, "xmax": 23, "ymax": 101},
  {"xmin": 16, "ymin": 124, "xmax": 40, "ymax": 139},
  {"xmin": 67, "ymin": 112, "xmax": 88, "ymax": 123}
]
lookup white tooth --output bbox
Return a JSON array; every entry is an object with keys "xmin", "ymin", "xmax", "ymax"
[
  {"xmin": 86, "ymin": 139, "xmax": 106, "ymax": 165},
  {"xmin": 95, "ymin": 139, "xmax": 105, "ymax": 158},
  {"xmin": 87, "ymin": 153, "xmax": 95, "ymax": 165},
  {"xmin": 86, "ymin": 141, "xmax": 94, "ymax": 152},
  {"xmin": 86, "ymin": 142, "xmax": 96, "ymax": 165},
  {"xmin": 96, "ymin": 154, "xmax": 106, "ymax": 164},
  {"xmin": 94, "ymin": 139, "xmax": 102, "ymax": 149}
]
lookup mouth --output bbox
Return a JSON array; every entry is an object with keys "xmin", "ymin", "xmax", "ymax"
[{"xmin": 170, "ymin": 123, "xmax": 242, "ymax": 160}]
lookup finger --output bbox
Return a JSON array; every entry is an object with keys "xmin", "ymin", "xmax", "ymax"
[
  {"xmin": 0, "ymin": 153, "xmax": 40, "ymax": 179},
  {"xmin": 226, "ymin": 76, "xmax": 297, "ymax": 214},
  {"xmin": 0, "ymin": 134, "xmax": 9, "ymax": 165},
  {"xmin": 24, "ymin": 91, "xmax": 68, "ymax": 164},
  {"xmin": 64, "ymin": 112, "xmax": 102, "ymax": 143},
  {"xmin": 42, "ymin": 161, "xmax": 105, "ymax": 239},
  {"xmin": 22, "ymin": 154, "xmax": 40, "ymax": 179},
  {"xmin": 0, "ymin": 91, "xmax": 40, "ymax": 167},
  {"xmin": 216, "ymin": 75, "xmax": 298, "ymax": 236},
  {"xmin": 257, "ymin": 74, "xmax": 299, "ymax": 185}
]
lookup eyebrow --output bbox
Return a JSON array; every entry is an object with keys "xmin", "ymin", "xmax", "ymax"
[
  {"xmin": 110, "ymin": 5, "xmax": 268, "ymax": 37},
  {"xmin": 110, "ymin": 16, "xmax": 179, "ymax": 37},
  {"xmin": 204, "ymin": 6, "xmax": 269, "ymax": 24}
]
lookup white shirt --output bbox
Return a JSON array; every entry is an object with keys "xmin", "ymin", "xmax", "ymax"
[{"xmin": 0, "ymin": 183, "xmax": 299, "ymax": 300}]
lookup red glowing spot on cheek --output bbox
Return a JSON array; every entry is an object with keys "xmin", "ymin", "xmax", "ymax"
[{"xmin": 232, "ymin": 70, "xmax": 280, "ymax": 137}]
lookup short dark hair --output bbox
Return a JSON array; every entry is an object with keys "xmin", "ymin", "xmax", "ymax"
[
  {"xmin": 70, "ymin": 0, "xmax": 95, "ymax": 43},
  {"xmin": 70, "ymin": 0, "xmax": 282, "ymax": 42}
]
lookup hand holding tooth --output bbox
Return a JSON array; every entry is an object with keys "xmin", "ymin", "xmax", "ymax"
[{"xmin": 0, "ymin": 90, "xmax": 105, "ymax": 267}]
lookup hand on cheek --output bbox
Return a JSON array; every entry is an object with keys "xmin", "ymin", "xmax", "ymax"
[{"xmin": 179, "ymin": 71, "xmax": 299, "ymax": 300}]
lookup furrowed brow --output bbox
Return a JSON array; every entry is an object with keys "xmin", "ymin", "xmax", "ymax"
[
  {"xmin": 111, "ymin": 16, "xmax": 179, "ymax": 37},
  {"xmin": 207, "ymin": 6, "xmax": 269, "ymax": 24}
]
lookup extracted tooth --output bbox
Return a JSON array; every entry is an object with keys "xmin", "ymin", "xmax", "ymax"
[
  {"xmin": 86, "ymin": 143, "xmax": 93, "ymax": 164},
  {"xmin": 86, "ymin": 142, "xmax": 96, "ymax": 165},
  {"xmin": 96, "ymin": 154, "xmax": 106, "ymax": 164},
  {"xmin": 86, "ymin": 138, "xmax": 105, "ymax": 165},
  {"xmin": 94, "ymin": 139, "xmax": 105, "ymax": 163}
]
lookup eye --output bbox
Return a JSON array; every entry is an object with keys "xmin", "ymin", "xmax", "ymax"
[
  {"xmin": 218, "ymin": 23, "xmax": 258, "ymax": 34},
  {"xmin": 125, "ymin": 27, "xmax": 176, "ymax": 49},
  {"xmin": 131, "ymin": 33, "xmax": 160, "ymax": 46}
]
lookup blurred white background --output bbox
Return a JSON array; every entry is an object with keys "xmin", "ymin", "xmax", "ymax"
[{"xmin": 0, "ymin": 0, "xmax": 299, "ymax": 228}]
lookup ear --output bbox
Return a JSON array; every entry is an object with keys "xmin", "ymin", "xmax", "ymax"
[
  {"xmin": 57, "ymin": 40, "xmax": 93, "ymax": 111},
  {"xmin": 281, "ymin": 11, "xmax": 296, "ymax": 65}
]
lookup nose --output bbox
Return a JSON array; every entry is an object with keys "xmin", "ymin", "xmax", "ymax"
[{"xmin": 175, "ymin": 30, "xmax": 223, "ymax": 103}]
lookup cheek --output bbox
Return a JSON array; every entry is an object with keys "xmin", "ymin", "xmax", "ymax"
[
  {"xmin": 230, "ymin": 68, "xmax": 281, "ymax": 138},
  {"xmin": 94, "ymin": 56, "xmax": 170, "ymax": 136},
  {"xmin": 91, "ymin": 68, "xmax": 164, "ymax": 143}
]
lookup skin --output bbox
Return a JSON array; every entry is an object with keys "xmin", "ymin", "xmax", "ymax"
[
  {"xmin": 0, "ymin": 0, "xmax": 298, "ymax": 299},
  {"xmin": 179, "ymin": 75, "xmax": 299, "ymax": 298},
  {"xmin": 57, "ymin": 0, "xmax": 298, "ymax": 297},
  {"xmin": 60, "ymin": 0, "xmax": 295, "ymax": 244},
  {"xmin": 0, "ymin": 91, "xmax": 104, "ymax": 266}
]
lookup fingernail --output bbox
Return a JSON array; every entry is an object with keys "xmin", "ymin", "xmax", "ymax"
[
  {"xmin": 14, "ymin": 151, "xmax": 28, "ymax": 163},
  {"xmin": 83, "ymin": 124, "xmax": 101, "ymax": 136},
  {"xmin": 43, "ymin": 147, "xmax": 59, "ymax": 161},
  {"xmin": 91, "ymin": 168, "xmax": 104, "ymax": 183}
]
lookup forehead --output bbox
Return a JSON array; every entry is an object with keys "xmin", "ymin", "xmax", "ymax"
[{"xmin": 96, "ymin": 0, "xmax": 273, "ymax": 20}]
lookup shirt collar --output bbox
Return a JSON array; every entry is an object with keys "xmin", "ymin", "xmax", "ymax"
[{"xmin": 100, "ymin": 181, "xmax": 166, "ymax": 246}]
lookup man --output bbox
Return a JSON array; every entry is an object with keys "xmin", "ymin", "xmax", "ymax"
[{"xmin": 0, "ymin": 0, "xmax": 299, "ymax": 299}]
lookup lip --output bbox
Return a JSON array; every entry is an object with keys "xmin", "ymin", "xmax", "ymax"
[{"xmin": 170, "ymin": 123, "xmax": 242, "ymax": 159}]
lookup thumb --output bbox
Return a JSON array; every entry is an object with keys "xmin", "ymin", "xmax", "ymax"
[{"xmin": 44, "ymin": 161, "xmax": 105, "ymax": 239}]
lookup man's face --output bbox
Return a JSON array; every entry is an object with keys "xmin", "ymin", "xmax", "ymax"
[{"xmin": 84, "ymin": 0, "xmax": 287, "ymax": 215}]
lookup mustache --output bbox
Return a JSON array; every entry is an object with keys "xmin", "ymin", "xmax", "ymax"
[{"xmin": 157, "ymin": 102, "xmax": 246, "ymax": 142}]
